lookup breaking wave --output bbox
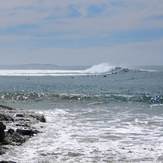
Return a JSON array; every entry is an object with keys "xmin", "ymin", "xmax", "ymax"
[
  {"xmin": 84, "ymin": 63, "xmax": 115, "ymax": 74},
  {"xmin": 0, "ymin": 63, "xmax": 131, "ymax": 76}
]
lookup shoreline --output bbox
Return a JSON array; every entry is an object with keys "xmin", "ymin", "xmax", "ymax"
[{"xmin": 0, "ymin": 104, "xmax": 46, "ymax": 163}]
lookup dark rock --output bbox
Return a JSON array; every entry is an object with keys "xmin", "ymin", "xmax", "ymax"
[
  {"xmin": 0, "ymin": 161, "xmax": 16, "ymax": 163},
  {"xmin": 30, "ymin": 114, "xmax": 46, "ymax": 123},
  {"xmin": 0, "ymin": 114, "xmax": 14, "ymax": 122},
  {"xmin": 14, "ymin": 118, "xmax": 30, "ymax": 122},
  {"xmin": 39, "ymin": 115, "xmax": 46, "ymax": 122},
  {"xmin": 7, "ymin": 129, "xmax": 14, "ymax": 135},
  {"xmin": 0, "ymin": 105, "xmax": 46, "ymax": 154},
  {"xmin": 5, "ymin": 129, "xmax": 26, "ymax": 145},
  {"xmin": 0, "ymin": 149, "xmax": 6, "ymax": 155},
  {"xmin": 15, "ymin": 123, "xmax": 30, "ymax": 128},
  {"xmin": 16, "ymin": 128, "xmax": 39, "ymax": 136},
  {"xmin": 14, "ymin": 113, "xmax": 24, "ymax": 118},
  {"xmin": 0, "ymin": 122, "xmax": 6, "ymax": 142},
  {"xmin": 122, "ymin": 68, "xmax": 129, "ymax": 72}
]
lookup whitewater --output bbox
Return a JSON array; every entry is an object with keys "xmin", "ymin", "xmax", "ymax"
[{"xmin": 0, "ymin": 63, "xmax": 117, "ymax": 76}]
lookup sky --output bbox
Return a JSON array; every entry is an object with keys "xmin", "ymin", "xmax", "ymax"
[{"xmin": 0, "ymin": 0, "xmax": 163, "ymax": 66}]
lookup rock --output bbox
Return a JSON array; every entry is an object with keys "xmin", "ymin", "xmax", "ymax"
[
  {"xmin": 5, "ymin": 129, "xmax": 26, "ymax": 145},
  {"xmin": 14, "ymin": 113, "xmax": 24, "ymax": 118},
  {"xmin": 0, "ymin": 149, "xmax": 6, "ymax": 155},
  {"xmin": 0, "ymin": 161, "xmax": 16, "ymax": 163},
  {"xmin": 30, "ymin": 114, "xmax": 46, "ymax": 123},
  {"xmin": 122, "ymin": 68, "xmax": 129, "ymax": 72},
  {"xmin": 39, "ymin": 115, "xmax": 46, "ymax": 122},
  {"xmin": 0, "ymin": 105, "xmax": 46, "ymax": 154},
  {"xmin": 16, "ymin": 128, "xmax": 39, "ymax": 136},
  {"xmin": 0, "ymin": 114, "xmax": 14, "ymax": 122},
  {"xmin": 0, "ymin": 122, "xmax": 6, "ymax": 142},
  {"xmin": 14, "ymin": 118, "xmax": 30, "ymax": 122},
  {"xmin": 7, "ymin": 129, "xmax": 14, "ymax": 135},
  {"xmin": 15, "ymin": 123, "xmax": 30, "ymax": 128}
]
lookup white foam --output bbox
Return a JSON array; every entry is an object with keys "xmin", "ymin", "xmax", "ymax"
[
  {"xmin": 84, "ymin": 63, "xmax": 114, "ymax": 74},
  {"xmin": 2, "ymin": 107, "xmax": 163, "ymax": 162},
  {"xmin": 0, "ymin": 63, "xmax": 115, "ymax": 76}
]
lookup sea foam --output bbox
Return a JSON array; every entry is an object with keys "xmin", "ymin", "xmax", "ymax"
[{"xmin": 0, "ymin": 63, "xmax": 116, "ymax": 76}]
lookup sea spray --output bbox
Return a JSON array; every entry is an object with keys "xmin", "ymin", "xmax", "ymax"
[{"xmin": 0, "ymin": 63, "xmax": 117, "ymax": 76}]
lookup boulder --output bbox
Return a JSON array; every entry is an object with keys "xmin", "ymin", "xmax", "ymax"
[
  {"xmin": 0, "ymin": 105, "xmax": 46, "ymax": 155},
  {"xmin": 38, "ymin": 115, "xmax": 46, "ymax": 123},
  {"xmin": 16, "ymin": 128, "xmax": 39, "ymax": 136},
  {"xmin": 5, "ymin": 129, "xmax": 26, "ymax": 145},
  {"xmin": 0, "ymin": 114, "xmax": 14, "ymax": 122},
  {"xmin": 14, "ymin": 113, "xmax": 24, "ymax": 118},
  {"xmin": 0, "ymin": 122, "xmax": 6, "ymax": 142},
  {"xmin": 0, "ymin": 161, "xmax": 16, "ymax": 163},
  {"xmin": 30, "ymin": 114, "xmax": 46, "ymax": 123}
]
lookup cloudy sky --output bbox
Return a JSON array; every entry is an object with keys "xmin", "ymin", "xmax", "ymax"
[{"xmin": 0, "ymin": 0, "xmax": 163, "ymax": 66}]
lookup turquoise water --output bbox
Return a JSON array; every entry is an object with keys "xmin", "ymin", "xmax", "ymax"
[{"xmin": 1, "ymin": 65, "xmax": 163, "ymax": 162}]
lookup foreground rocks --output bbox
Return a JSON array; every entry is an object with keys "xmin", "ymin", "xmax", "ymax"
[{"xmin": 0, "ymin": 104, "xmax": 46, "ymax": 161}]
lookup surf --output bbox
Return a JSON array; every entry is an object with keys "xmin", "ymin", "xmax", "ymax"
[{"xmin": 0, "ymin": 63, "xmax": 124, "ymax": 76}]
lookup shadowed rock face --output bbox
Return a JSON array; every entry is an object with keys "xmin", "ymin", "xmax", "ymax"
[
  {"xmin": 0, "ymin": 104, "xmax": 46, "ymax": 162},
  {"xmin": 0, "ymin": 122, "xmax": 6, "ymax": 142},
  {"xmin": 0, "ymin": 161, "xmax": 16, "ymax": 163},
  {"xmin": 0, "ymin": 114, "xmax": 14, "ymax": 122}
]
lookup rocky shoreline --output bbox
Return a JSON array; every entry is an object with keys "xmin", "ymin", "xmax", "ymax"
[{"xmin": 0, "ymin": 104, "xmax": 46, "ymax": 163}]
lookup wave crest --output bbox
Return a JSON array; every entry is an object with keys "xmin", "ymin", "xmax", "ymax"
[
  {"xmin": 0, "ymin": 63, "xmax": 156, "ymax": 76},
  {"xmin": 84, "ymin": 63, "xmax": 115, "ymax": 74}
]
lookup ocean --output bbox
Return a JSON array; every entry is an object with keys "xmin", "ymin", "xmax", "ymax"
[{"xmin": 0, "ymin": 63, "xmax": 163, "ymax": 162}]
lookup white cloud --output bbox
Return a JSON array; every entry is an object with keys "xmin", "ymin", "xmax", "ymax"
[{"xmin": 0, "ymin": 0, "xmax": 162, "ymax": 32}]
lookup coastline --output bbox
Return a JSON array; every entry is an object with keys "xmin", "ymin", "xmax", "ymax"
[{"xmin": 0, "ymin": 104, "xmax": 46, "ymax": 163}]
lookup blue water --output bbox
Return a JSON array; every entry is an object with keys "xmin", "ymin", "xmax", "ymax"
[{"xmin": 1, "ymin": 65, "xmax": 163, "ymax": 162}]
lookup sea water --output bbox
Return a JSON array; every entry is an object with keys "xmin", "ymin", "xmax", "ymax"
[{"xmin": 0, "ymin": 64, "xmax": 163, "ymax": 162}]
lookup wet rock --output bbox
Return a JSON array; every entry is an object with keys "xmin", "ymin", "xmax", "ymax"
[
  {"xmin": 0, "ymin": 114, "xmax": 14, "ymax": 122},
  {"xmin": 14, "ymin": 118, "xmax": 30, "ymax": 122},
  {"xmin": 15, "ymin": 123, "xmax": 30, "ymax": 128},
  {"xmin": 16, "ymin": 128, "xmax": 39, "ymax": 136},
  {"xmin": 0, "ymin": 105, "xmax": 46, "ymax": 155},
  {"xmin": 0, "ymin": 122, "xmax": 6, "ymax": 142},
  {"xmin": 14, "ymin": 113, "xmax": 24, "ymax": 118},
  {"xmin": 5, "ymin": 129, "xmax": 26, "ymax": 145},
  {"xmin": 30, "ymin": 114, "xmax": 46, "ymax": 123},
  {"xmin": 39, "ymin": 115, "xmax": 46, "ymax": 122},
  {"xmin": 0, "ymin": 149, "xmax": 6, "ymax": 155},
  {"xmin": 122, "ymin": 68, "xmax": 129, "ymax": 72},
  {"xmin": 7, "ymin": 129, "xmax": 15, "ymax": 135},
  {"xmin": 0, "ymin": 161, "xmax": 16, "ymax": 163}
]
